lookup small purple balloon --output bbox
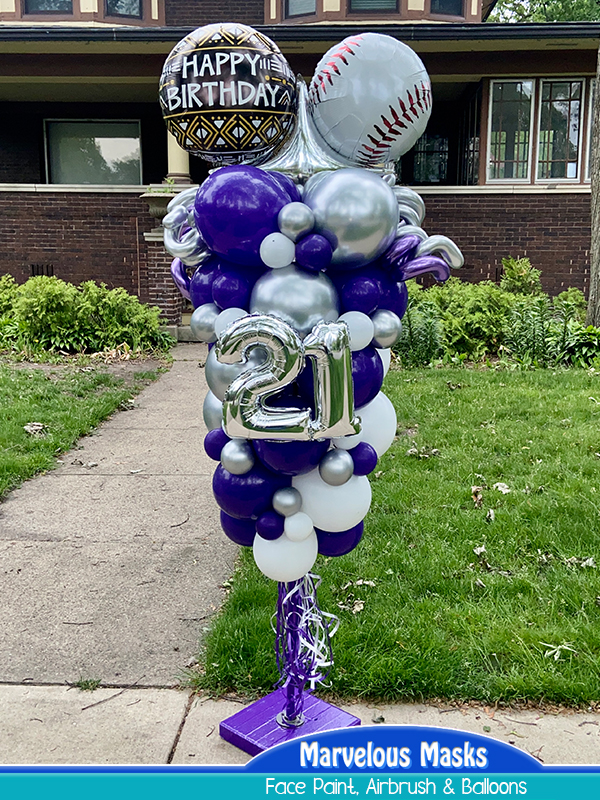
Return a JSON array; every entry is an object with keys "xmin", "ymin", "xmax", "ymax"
[
  {"xmin": 189, "ymin": 258, "xmax": 219, "ymax": 309},
  {"xmin": 379, "ymin": 279, "xmax": 408, "ymax": 320},
  {"xmin": 204, "ymin": 428, "xmax": 230, "ymax": 461},
  {"xmin": 220, "ymin": 511, "xmax": 256, "ymax": 547},
  {"xmin": 212, "ymin": 463, "xmax": 289, "ymax": 520},
  {"xmin": 295, "ymin": 234, "xmax": 333, "ymax": 273},
  {"xmin": 352, "ymin": 346, "xmax": 384, "ymax": 409},
  {"xmin": 349, "ymin": 442, "xmax": 378, "ymax": 476},
  {"xmin": 256, "ymin": 510, "xmax": 285, "ymax": 540},
  {"xmin": 316, "ymin": 521, "xmax": 364, "ymax": 557},
  {"xmin": 194, "ymin": 165, "xmax": 293, "ymax": 268},
  {"xmin": 170, "ymin": 258, "xmax": 191, "ymax": 301},
  {"xmin": 212, "ymin": 266, "xmax": 252, "ymax": 310},
  {"xmin": 340, "ymin": 275, "xmax": 381, "ymax": 315},
  {"xmin": 254, "ymin": 438, "xmax": 329, "ymax": 476}
]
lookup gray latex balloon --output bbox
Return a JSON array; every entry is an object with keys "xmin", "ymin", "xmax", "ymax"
[
  {"xmin": 190, "ymin": 303, "xmax": 219, "ymax": 343},
  {"xmin": 318, "ymin": 449, "xmax": 354, "ymax": 486},
  {"xmin": 205, "ymin": 343, "xmax": 268, "ymax": 402},
  {"xmin": 371, "ymin": 309, "xmax": 402, "ymax": 349},
  {"xmin": 203, "ymin": 390, "xmax": 223, "ymax": 431},
  {"xmin": 220, "ymin": 439, "xmax": 255, "ymax": 475},
  {"xmin": 278, "ymin": 202, "xmax": 315, "ymax": 243},
  {"xmin": 303, "ymin": 169, "xmax": 399, "ymax": 268},
  {"xmin": 416, "ymin": 234, "xmax": 464, "ymax": 269},
  {"xmin": 272, "ymin": 487, "xmax": 303, "ymax": 517},
  {"xmin": 250, "ymin": 265, "xmax": 339, "ymax": 340}
]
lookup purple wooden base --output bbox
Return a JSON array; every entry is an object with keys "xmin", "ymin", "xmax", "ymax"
[{"xmin": 220, "ymin": 689, "xmax": 361, "ymax": 756}]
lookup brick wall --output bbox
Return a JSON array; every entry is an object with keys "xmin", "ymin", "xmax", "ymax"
[
  {"xmin": 422, "ymin": 192, "xmax": 591, "ymax": 296},
  {"xmin": 165, "ymin": 0, "xmax": 263, "ymax": 28}
]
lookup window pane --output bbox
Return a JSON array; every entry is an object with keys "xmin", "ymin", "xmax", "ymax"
[
  {"xmin": 286, "ymin": 0, "xmax": 316, "ymax": 15},
  {"xmin": 106, "ymin": 0, "xmax": 141, "ymax": 15},
  {"xmin": 431, "ymin": 0, "xmax": 463, "ymax": 14},
  {"xmin": 24, "ymin": 0, "xmax": 72, "ymax": 12},
  {"xmin": 488, "ymin": 80, "xmax": 533, "ymax": 180},
  {"xmin": 349, "ymin": 0, "xmax": 397, "ymax": 9},
  {"xmin": 537, "ymin": 80, "xmax": 582, "ymax": 180},
  {"xmin": 413, "ymin": 134, "xmax": 449, "ymax": 184},
  {"xmin": 47, "ymin": 122, "xmax": 142, "ymax": 185}
]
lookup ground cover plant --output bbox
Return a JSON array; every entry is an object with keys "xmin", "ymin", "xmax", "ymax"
[
  {"xmin": 0, "ymin": 364, "xmax": 161, "ymax": 499},
  {"xmin": 198, "ymin": 367, "xmax": 600, "ymax": 705}
]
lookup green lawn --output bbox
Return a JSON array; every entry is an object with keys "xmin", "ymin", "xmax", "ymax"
[
  {"xmin": 198, "ymin": 367, "xmax": 600, "ymax": 706},
  {"xmin": 0, "ymin": 364, "xmax": 161, "ymax": 499}
]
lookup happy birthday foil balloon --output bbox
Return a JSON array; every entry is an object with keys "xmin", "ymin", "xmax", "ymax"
[{"xmin": 159, "ymin": 22, "xmax": 298, "ymax": 164}]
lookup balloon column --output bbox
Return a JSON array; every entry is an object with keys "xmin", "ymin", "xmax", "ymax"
[{"xmin": 161, "ymin": 22, "xmax": 464, "ymax": 752}]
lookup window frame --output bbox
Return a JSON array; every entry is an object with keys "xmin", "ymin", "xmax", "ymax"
[
  {"xmin": 104, "ymin": 0, "xmax": 142, "ymax": 17},
  {"xmin": 535, "ymin": 77, "xmax": 585, "ymax": 185},
  {"xmin": 347, "ymin": 0, "xmax": 399, "ymax": 13},
  {"xmin": 486, "ymin": 78, "xmax": 536, "ymax": 184},
  {"xmin": 22, "ymin": 0, "xmax": 73, "ymax": 14},
  {"xmin": 429, "ymin": 0, "xmax": 464, "ymax": 17},
  {"xmin": 585, "ymin": 78, "xmax": 594, "ymax": 183},
  {"xmin": 44, "ymin": 118, "xmax": 143, "ymax": 186},
  {"xmin": 284, "ymin": 0, "xmax": 317, "ymax": 18}
]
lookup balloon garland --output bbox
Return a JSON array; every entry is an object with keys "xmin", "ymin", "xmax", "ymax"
[{"xmin": 161, "ymin": 22, "xmax": 464, "ymax": 742}]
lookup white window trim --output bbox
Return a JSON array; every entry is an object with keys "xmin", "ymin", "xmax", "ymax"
[
  {"xmin": 486, "ymin": 78, "xmax": 536, "ymax": 184},
  {"xmin": 585, "ymin": 77, "xmax": 595, "ymax": 183},
  {"xmin": 535, "ymin": 78, "xmax": 585, "ymax": 185},
  {"xmin": 43, "ymin": 118, "xmax": 143, "ymax": 186}
]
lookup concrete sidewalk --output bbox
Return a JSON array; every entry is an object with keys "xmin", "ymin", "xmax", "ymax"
[{"xmin": 1, "ymin": 344, "xmax": 599, "ymax": 766}]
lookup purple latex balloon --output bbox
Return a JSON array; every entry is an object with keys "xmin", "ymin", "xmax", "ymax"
[
  {"xmin": 212, "ymin": 463, "xmax": 288, "ymax": 520},
  {"xmin": 267, "ymin": 171, "xmax": 302, "ymax": 203},
  {"xmin": 194, "ymin": 165, "xmax": 293, "ymax": 268},
  {"xmin": 397, "ymin": 255, "xmax": 451, "ymax": 284},
  {"xmin": 349, "ymin": 442, "xmax": 378, "ymax": 476},
  {"xmin": 256, "ymin": 510, "xmax": 285, "ymax": 540},
  {"xmin": 220, "ymin": 510, "xmax": 256, "ymax": 547},
  {"xmin": 170, "ymin": 258, "xmax": 191, "ymax": 301},
  {"xmin": 204, "ymin": 428, "xmax": 230, "ymax": 461},
  {"xmin": 212, "ymin": 266, "xmax": 252, "ymax": 310},
  {"xmin": 189, "ymin": 258, "xmax": 219, "ymax": 309},
  {"xmin": 295, "ymin": 234, "xmax": 333, "ymax": 273},
  {"xmin": 380, "ymin": 235, "xmax": 421, "ymax": 274},
  {"xmin": 379, "ymin": 279, "xmax": 408, "ymax": 320},
  {"xmin": 340, "ymin": 275, "xmax": 381, "ymax": 315},
  {"xmin": 352, "ymin": 346, "xmax": 384, "ymax": 409},
  {"xmin": 316, "ymin": 521, "xmax": 364, "ymax": 557},
  {"xmin": 254, "ymin": 438, "xmax": 329, "ymax": 476}
]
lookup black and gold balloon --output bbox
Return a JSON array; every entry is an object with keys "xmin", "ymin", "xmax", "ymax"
[{"xmin": 159, "ymin": 23, "xmax": 298, "ymax": 164}]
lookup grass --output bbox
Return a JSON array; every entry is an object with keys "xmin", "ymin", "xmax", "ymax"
[
  {"xmin": 0, "ymin": 364, "xmax": 161, "ymax": 499},
  {"xmin": 197, "ymin": 367, "xmax": 600, "ymax": 706},
  {"xmin": 74, "ymin": 678, "xmax": 102, "ymax": 691}
]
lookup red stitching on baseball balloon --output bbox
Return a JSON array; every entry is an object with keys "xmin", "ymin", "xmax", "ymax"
[{"xmin": 309, "ymin": 35, "xmax": 364, "ymax": 105}]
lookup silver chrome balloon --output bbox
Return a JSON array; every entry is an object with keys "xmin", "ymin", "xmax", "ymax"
[
  {"xmin": 216, "ymin": 314, "xmax": 311, "ymax": 439},
  {"xmin": 272, "ymin": 487, "xmax": 303, "ymax": 517},
  {"xmin": 220, "ymin": 439, "xmax": 255, "ymax": 475},
  {"xmin": 206, "ymin": 341, "xmax": 268, "ymax": 402},
  {"xmin": 396, "ymin": 224, "xmax": 428, "ymax": 242},
  {"xmin": 203, "ymin": 390, "xmax": 223, "ymax": 431},
  {"xmin": 318, "ymin": 449, "xmax": 354, "ymax": 486},
  {"xmin": 371, "ymin": 309, "xmax": 402, "ymax": 349},
  {"xmin": 416, "ymin": 234, "xmax": 464, "ymax": 269},
  {"xmin": 163, "ymin": 186, "xmax": 208, "ymax": 267},
  {"xmin": 250, "ymin": 265, "xmax": 339, "ymax": 340},
  {"xmin": 396, "ymin": 204, "xmax": 421, "ymax": 227},
  {"xmin": 393, "ymin": 187, "xmax": 426, "ymax": 226},
  {"xmin": 278, "ymin": 202, "xmax": 315, "ymax": 242},
  {"xmin": 166, "ymin": 186, "xmax": 197, "ymax": 214},
  {"xmin": 303, "ymin": 169, "xmax": 399, "ymax": 268},
  {"xmin": 190, "ymin": 303, "xmax": 219, "ymax": 344}
]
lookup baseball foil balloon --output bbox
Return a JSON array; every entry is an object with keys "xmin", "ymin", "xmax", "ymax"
[
  {"xmin": 308, "ymin": 33, "xmax": 432, "ymax": 168},
  {"xmin": 159, "ymin": 22, "xmax": 298, "ymax": 164}
]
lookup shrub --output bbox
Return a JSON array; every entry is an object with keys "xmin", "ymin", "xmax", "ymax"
[
  {"xmin": 394, "ymin": 298, "xmax": 443, "ymax": 367},
  {"xmin": 500, "ymin": 256, "xmax": 543, "ymax": 295},
  {"xmin": 0, "ymin": 273, "xmax": 18, "ymax": 316},
  {"xmin": 504, "ymin": 295, "xmax": 554, "ymax": 365}
]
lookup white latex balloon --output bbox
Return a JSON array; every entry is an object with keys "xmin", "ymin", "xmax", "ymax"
[
  {"xmin": 378, "ymin": 348, "xmax": 392, "ymax": 376},
  {"xmin": 292, "ymin": 471, "xmax": 371, "ymax": 533},
  {"xmin": 259, "ymin": 232, "xmax": 296, "ymax": 269},
  {"xmin": 253, "ymin": 532, "xmax": 318, "ymax": 582},
  {"xmin": 214, "ymin": 307, "xmax": 247, "ymax": 338},
  {"xmin": 339, "ymin": 311, "xmax": 375, "ymax": 352},
  {"xmin": 356, "ymin": 391, "xmax": 397, "ymax": 457},
  {"xmin": 332, "ymin": 432, "xmax": 362, "ymax": 451},
  {"xmin": 284, "ymin": 512, "xmax": 314, "ymax": 543}
]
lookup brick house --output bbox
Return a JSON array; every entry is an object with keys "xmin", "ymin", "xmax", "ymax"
[{"xmin": 0, "ymin": 0, "xmax": 597, "ymax": 323}]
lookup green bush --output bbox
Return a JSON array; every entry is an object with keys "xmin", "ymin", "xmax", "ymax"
[
  {"xmin": 0, "ymin": 275, "xmax": 173, "ymax": 354},
  {"xmin": 500, "ymin": 256, "xmax": 543, "ymax": 295},
  {"xmin": 395, "ymin": 298, "xmax": 443, "ymax": 367},
  {"xmin": 504, "ymin": 295, "xmax": 554, "ymax": 365}
]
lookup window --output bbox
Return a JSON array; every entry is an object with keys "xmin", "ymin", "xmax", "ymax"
[
  {"xmin": 24, "ymin": 0, "xmax": 72, "ymax": 12},
  {"xmin": 413, "ymin": 134, "xmax": 449, "ymax": 184},
  {"xmin": 349, "ymin": 0, "xmax": 397, "ymax": 10},
  {"xmin": 45, "ymin": 121, "xmax": 142, "ymax": 185},
  {"xmin": 105, "ymin": 0, "xmax": 141, "ymax": 15},
  {"xmin": 430, "ymin": 0, "xmax": 463, "ymax": 14},
  {"xmin": 538, "ymin": 80, "xmax": 583, "ymax": 181},
  {"xmin": 488, "ymin": 80, "xmax": 534, "ymax": 181},
  {"xmin": 587, "ymin": 79, "xmax": 595, "ymax": 181},
  {"xmin": 285, "ymin": 0, "xmax": 316, "ymax": 16}
]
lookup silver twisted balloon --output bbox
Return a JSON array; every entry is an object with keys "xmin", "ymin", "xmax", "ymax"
[
  {"xmin": 396, "ymin": 224, "xmax": 429, "ymax": 242},
  {"xmin": 162, "ymin": 186, "xmax": 209, "ymax": 267},
  {"xmin": 416, "ymin": 234, "xmax": 464, "ymax": 269},
  {"xmin": 393, "ymin": 187, "xmax": 426, "ymax": 226}
]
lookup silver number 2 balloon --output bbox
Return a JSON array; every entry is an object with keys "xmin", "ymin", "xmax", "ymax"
[{"xmin": 215, "ymin": 314, "xmax": 360, "ymax": 441}]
